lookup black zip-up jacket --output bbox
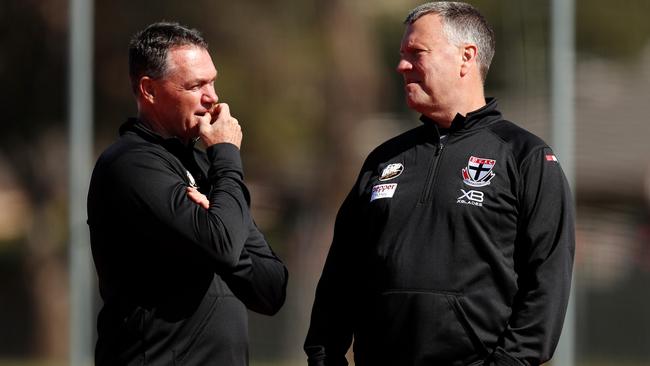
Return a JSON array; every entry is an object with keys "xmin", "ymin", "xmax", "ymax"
[
  {"xmin": 305, "ymin": 99, "xmax": 575, "ymax": 366},
  {"xmin": 87, "ymin": 119, "xmax": 288, "ymax": 366}
]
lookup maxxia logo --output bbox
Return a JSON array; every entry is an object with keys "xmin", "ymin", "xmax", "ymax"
[{"xmin": 457, "ymin": 189, "xmax": 484, "ymax": 207}]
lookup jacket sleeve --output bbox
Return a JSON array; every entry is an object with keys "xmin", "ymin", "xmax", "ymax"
[
  {"xmin": 111, "ymin": 143, "xmax": 251, "ymax": 272},
  {"xmin": 304, "ymin": 187, "xmax": 361, "ymax": 366},
  {"xmin": 222, "ymin": 221, "xmax": 288, "ymax": 315},
  {"xmin": 491, "ymin": 147, "xmax": 575, "ymax": 366}
]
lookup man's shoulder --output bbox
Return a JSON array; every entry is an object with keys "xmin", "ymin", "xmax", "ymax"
[
  {"xmin": 365, "ymin": 125, "xmax": 428, "ymax": 164},
  {"xmin": 487, "ymin": 119, "xmax": 549, "ymax": 163},
  {"xmin": 94, "ymin": 131, "xmax": 168, "ymax": 172}
]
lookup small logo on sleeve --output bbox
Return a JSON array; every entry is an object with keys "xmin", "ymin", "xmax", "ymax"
[
  {"xmin": 371, "ymin": 183, "xmax": 397, "ymax": 202},
  {"xmin": 462, "ymin": 156, "xmax": 496, "ymax": 187},
  {"xmin": 186, "ymin": 170, "xmax": 197, "ymax": 187},
  {"xmin": 379, "ymin": 163, "xmax": 404, "ymax": 181},
  {"xmin": 545, "ymin": 154, "xmax": 558, "ymax": 162}
]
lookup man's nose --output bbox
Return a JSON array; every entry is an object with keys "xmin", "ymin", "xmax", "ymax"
[
  {"xmin": 396, "ymin": 59, "xmax": 412, "ymax": 73},
  {"xmin": 202, "ymin": 85, "xmax": 218, "ymax": 105}
]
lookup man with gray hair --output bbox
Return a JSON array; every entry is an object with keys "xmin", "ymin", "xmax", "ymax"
[
  {"xmin": 88, "ymin": 22, "xmax": 288, "ymax": 365},
  {"xmin": 305, "ymin": 2, "xmax": 574, "ymax": 365}
]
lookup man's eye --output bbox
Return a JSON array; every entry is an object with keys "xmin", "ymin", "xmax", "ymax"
[{"xmin": 401, "ymin": 49, "xmax": 425, "ymax": 58}]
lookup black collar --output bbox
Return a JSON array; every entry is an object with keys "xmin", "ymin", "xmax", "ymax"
[
  {"xmin": 419, "ymin": 97, "xmax": 502, "ymax": 136},
  {"xmin": 119, "ymin": 118, "xmax": 196, "ymax": 155}
]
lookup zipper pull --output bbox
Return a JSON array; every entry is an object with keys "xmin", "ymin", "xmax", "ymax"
[
  {"xmin": 433, "ymin": 123, "xmax": 447, "ymax": 156},
  {"xmin": 436, "ymin": 141, "xmax": 444, "ymax": 156}
]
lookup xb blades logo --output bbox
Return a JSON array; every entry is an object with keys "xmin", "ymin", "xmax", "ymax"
[
  {"xmin": 462, "ymin": 156, "xmax": 496, "ymax": 187},
  {"xmin": 458, "ymin": 189, "xmax": 484, "ymax": 202},
  {"xmin": 457, "ymin": 189, "xmax": 484, "ymax": 207}
]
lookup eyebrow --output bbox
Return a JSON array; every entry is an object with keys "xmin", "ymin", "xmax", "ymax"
[
  {"xmin": 188, "ymin": 76, "xmax": 216, "ymax": 85},
  {"xmin": 400, "ymin": 44, "xmax": 428, "ymax": 53}
]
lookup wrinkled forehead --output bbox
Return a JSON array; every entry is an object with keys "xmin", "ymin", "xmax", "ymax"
[
  {"xmin": 165, "ymin": 45, "xmax": 217, "ymax": 78},
  {"xmin": 166, "ymin": 45, "xmax": 210, "ymax": 68}
]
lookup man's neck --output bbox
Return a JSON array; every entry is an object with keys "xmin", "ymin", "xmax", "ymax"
[
  {"xmin": 427, "ymin": 92, "xmax": 486, "ymax": 128},
  {"xmin": 137, "ymin": 111, "xmax": 174, "ymax": 140}
]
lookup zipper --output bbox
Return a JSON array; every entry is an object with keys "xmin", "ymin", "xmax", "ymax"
[{"xmin": 419, "ymin": 140, "xmax": 445, "ymax": 203}]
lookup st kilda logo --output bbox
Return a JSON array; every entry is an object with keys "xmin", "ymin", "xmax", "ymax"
[{"xmin": 462, "ymin": 156, "xmax": 496, "ymax": 187}]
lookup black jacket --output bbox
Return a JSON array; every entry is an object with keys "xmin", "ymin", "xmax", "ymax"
[
  {"xmin": 87, "ymin": 119, "xmax": 288, "ymax": 366},
  {"xmin": 305, "ymin": 99, "xmax": 575, "ymax": 366}
]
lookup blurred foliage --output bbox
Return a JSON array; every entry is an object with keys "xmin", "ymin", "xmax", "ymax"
[
  {"xmin": 576, "ymin": 0, "xmax": 650, "ymax": 60},
  {"xmin": 0, "ymin": 239, "xmax": 32, "ymax": 355}
]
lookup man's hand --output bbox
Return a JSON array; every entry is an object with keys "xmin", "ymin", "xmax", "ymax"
[
  {"xmin": 198, "ymin": 103, "xmax": 242, "ymax": 148},
  {"xmin": 187, "ymin": 186, "xmax": 209, "ymax": 209}
]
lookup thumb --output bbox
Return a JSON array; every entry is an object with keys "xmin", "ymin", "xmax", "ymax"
[
  {"xmin": 215, "ymin": 103, "xmax": 231, "ymax": 119},
  {"xmin": 197, "ymin": 111, "xmax": 213, "ymax": 132}
]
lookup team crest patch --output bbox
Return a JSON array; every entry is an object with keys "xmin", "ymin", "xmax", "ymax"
[
  {"xmin": 370, "ymin": 183, "xmax": 397, "ymax": 202},
  {"xmin": 462, "ymin": 156, "xmax": 496, "ymax": 187},
  {"xmin": 379, "ymin": 163, "xmax": 404, "ymax": 181}
]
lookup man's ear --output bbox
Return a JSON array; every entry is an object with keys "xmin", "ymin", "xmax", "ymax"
[
  {"xmin": 460, "ymin": 44, "xmax": 478, "ymax": 77},
  {"xmin": 139, "ymin": 76, "xmax": 156, "ymax": 104}
]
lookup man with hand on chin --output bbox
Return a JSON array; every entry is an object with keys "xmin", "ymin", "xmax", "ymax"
[{"xmin": 88, "ymin": 22, "xmax": 287, "ymax": 366}]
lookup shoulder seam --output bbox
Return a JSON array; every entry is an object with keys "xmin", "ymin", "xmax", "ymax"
[{"xmin": 487, "ymin": 120, "xmax": 548, "ymax": 169}]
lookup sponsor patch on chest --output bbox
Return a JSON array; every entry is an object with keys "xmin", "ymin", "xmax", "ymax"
[
  {"xmin": 379, "ymin": 163, "xmax": 404, "ymax": 181},
  {"xmin": 370, "ymin": 183, "xmax": 397, "ymax": 202}
]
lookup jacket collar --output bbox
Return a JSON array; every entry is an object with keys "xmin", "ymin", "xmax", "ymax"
[
  {"xmin": 119, "ymin": 118, "xmax": 196, "ymax": 155},
  {"xmin": 420, "ymin": 97, "xmax": 501, "ymax": 136}
]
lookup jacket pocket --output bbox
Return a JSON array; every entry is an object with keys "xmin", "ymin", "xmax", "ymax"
[
  {"xmin": 489, "ymin": 347, "xmax": 526, "ymax": 366},
  {"xmin": 172, "ymin": 292, "xmax": 222, "ymax": 365},
  {"xmin": 96, "ymin": 304, "xmax": 151, "ymax": 366},
  {"xmin": 356, "ymin": 289, "xmax": 486, "ymax": 366},
  {"xmin": 446, "ymin": 294, "xmax": 489, "ymax": 358},
  {"xmin": 172, "ymin": 295, "xmax": 249, "ymax": 366}
]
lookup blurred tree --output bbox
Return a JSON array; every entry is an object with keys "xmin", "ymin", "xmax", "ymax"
[
  {"xmin": 0, "ymin": 0, "xmax": 70, "ymax": 360},
  {"xmin": 576, "ymin": 0, "xmax": 650, "ymax": 60}
]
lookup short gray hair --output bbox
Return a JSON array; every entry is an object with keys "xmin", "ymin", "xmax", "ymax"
[{"xmin": 405, "ymin": 2, "xmax": 495, "ymax": 82}]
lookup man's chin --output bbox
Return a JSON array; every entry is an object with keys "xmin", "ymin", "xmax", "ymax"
[{"xmin": 405, "ymin": 97, "xmax": 426, "ymax": 113}]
